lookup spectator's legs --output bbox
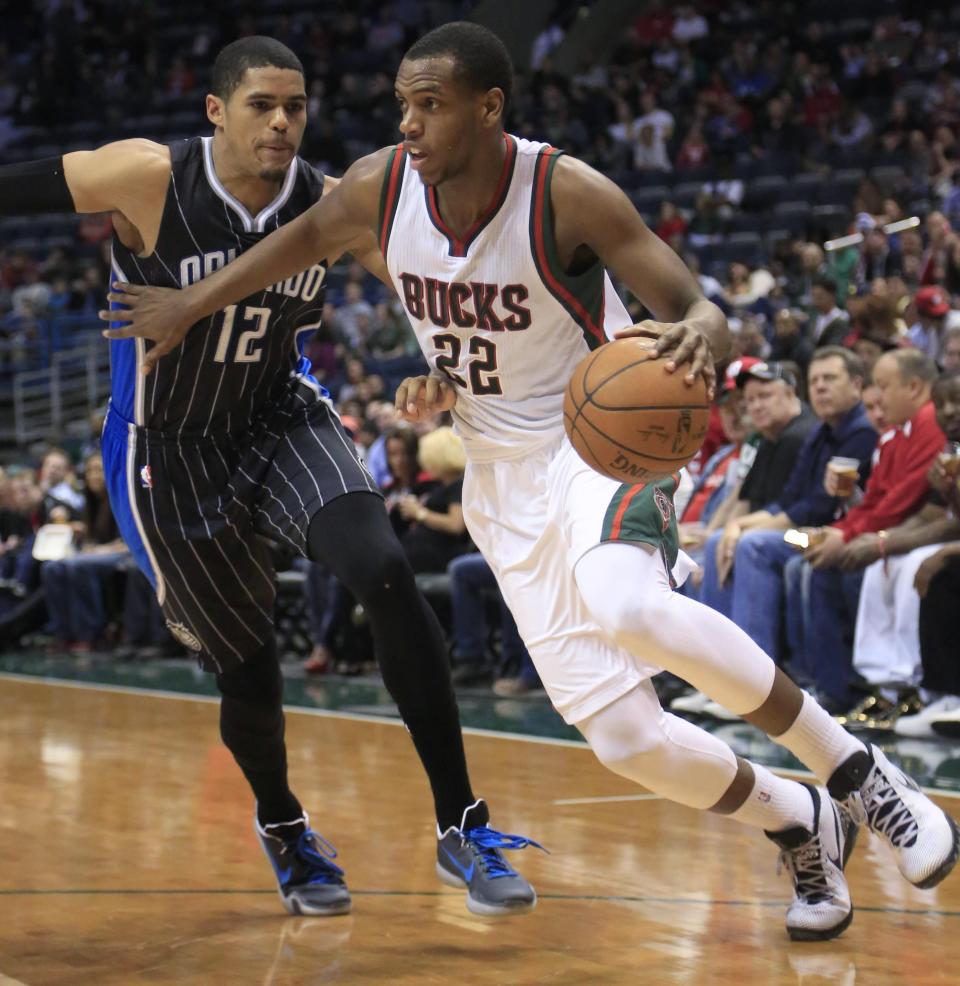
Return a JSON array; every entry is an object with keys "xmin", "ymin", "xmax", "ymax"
[
  {"xmin": 302, "ymin": 561, "xmax": 333, "ymax": 672},
  {"xmin": 783, "ymin": 554, "xmax": 811, "ymax": 678},
  {"xmin": 919, "ymin": 558, "xmax": 960, "ymax": 696},
  {"xmin": 448, "ymin": 552, "xmax": 495, "ymax": 665},
  {"xmin": 303, "ymin": 562, "xmax": 329, "ymax": 644},
  {"xmin": 69, "ymin": 552, "xmax": 126, "ymax": 645},
  {"xmin": 853, "ymin": 547, "xmax": 944, "ymax": 691},
  {"xmin": 801, "ymin": 567, "xmax": 864, "ymax": 710},
  {"xmin": 697, "ymin": 529, "xmax": 734, "ymax": 617},
  {"xmin": 13, "ymin": 538, "xmax": 41, "ymax": 592},
  {"xmin": 729, "ymin": 529, "xmax": 798, "ymax": 661},
  {"xmin": 41, "ymin": 560, "xmax": 71, "ymax": 642},
  {"xmin": 122, "ymin": 569, "xmax": 151, "ymax": 646}
]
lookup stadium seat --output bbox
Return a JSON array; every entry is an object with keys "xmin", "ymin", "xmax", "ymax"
[
  {"xmin": 629, "ymin": 186, "xmax": 670, "ymax": 211},
  {"xmin": 670, "ymin": 181, "xmax": 704, "ymax": 208},
  {"xmin": 871, "ymin": 165, "xmax": 907, "ymax": 188},
  {"xmin": 745, "ymin": 175, "xmax": 789, "ymax": 209},
  {"xmin": 811, "ymin": 205, "xmax": 853, "ymax": 236}
]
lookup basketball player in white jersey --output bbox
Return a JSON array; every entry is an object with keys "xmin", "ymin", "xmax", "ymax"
[{"xmin": 105, "ymin": 23, "xmax": 958, "ymax": 940}]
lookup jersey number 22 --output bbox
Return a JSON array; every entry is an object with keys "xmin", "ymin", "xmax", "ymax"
[{"xmin": 433, "ymin": 333, "xmax": 502, "ymax": 396}]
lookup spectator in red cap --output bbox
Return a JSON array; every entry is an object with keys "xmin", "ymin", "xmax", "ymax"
[
  {"xmin": 688, "ymin": 356, "xmax": 762, "ymax": 474},
  {"xmin": 909, "ymin": 285, "xmax": 954, "ymax": 365}
]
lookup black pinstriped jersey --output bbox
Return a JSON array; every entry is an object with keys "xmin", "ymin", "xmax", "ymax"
[{"xmin": 110, "ymin": 136, "xmax": 328, "ymax": 435}]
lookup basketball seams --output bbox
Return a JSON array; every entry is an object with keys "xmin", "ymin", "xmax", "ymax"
[
  {"xmin": 566, "ymin": 348, "xmax": 595, "ymax": 438},
  {"xmin": 573, "ymin": 407, "xmax": 697, "ymax": 461},
  {"xmin": 588, "ymin": 401, "xmax": 711, "ymax": 412},
  {"xmin": 563, "ymin": 410, "xmax": 609, "ymax": 475}
]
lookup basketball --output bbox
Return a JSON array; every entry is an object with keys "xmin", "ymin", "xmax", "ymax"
[{"xmin": 563, "ymin": 338, "xmax": 710, "ymax": 483}]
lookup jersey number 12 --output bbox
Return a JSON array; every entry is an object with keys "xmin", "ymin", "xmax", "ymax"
[{"xmin": 213, "ymin": 305, "xmax": 270, "ymax": 364}]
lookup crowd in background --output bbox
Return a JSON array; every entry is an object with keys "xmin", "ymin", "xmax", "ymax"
[{"xmin": 1, "ymin": 2, "xmax": 960, "ymax": 733}]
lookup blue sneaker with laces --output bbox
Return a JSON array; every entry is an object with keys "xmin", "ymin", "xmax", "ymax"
[
  {"xmin": 255, "ymin": 812, "xmax": 352, "ymax": 916},
  {"xmin": 436, "ymin": 799, "xmax": 544, "ymax": 916}
]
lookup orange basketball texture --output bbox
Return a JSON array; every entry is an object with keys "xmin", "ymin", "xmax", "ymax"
[{"xmin": 563, "ymin": 338, "xmax": 710, "ymax": 483}]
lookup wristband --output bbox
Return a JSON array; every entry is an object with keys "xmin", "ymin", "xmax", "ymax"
[{"xmin": 0, "ymin": 156, "xmax": 76, "ymax": 215}]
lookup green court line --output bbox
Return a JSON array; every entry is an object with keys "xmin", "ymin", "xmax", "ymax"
[{"xmin": 0, "ymin": 888, "xmax": 956, "ymax": 918}]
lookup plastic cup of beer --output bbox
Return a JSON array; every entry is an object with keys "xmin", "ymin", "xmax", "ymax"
[
  {"xmin": 827, "ymin": 456, "xmax": 860, "ymax": 498},
  {"xmin": 939, "ymin": 442, "xmax": 960, "ymax": 480}
]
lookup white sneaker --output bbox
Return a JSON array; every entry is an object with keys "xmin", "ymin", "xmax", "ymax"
[
  {"xmin": 894, "ymin": 695, "xmax": 960, "ymax": 739},
  {"xmin": 669, "ymin": 690, "xmax": 711, "ymax": 713},
  {"xmin": 700, "ymin": 699, "xmax": 739, "ymax": 721},
  {"xmin": 931, "ymin": 704, "xmax": 960, "ymax": 740},
  {"xmin": 830, "ymin": 743, "xmax": 960, "ymax": 889},
  {"xmin": 767, "ymin": 785, "xmax": 856, "ymax": 941}
]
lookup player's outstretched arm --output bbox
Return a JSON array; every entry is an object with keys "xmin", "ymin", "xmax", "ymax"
[
  {"xmin": 101, "ymin": 148, "xmax": 390, "ymax": 375},
  {"xmin": 550, "ymin": 156, "xmax": 729, "ymax": 393},
  {"xmin": 0, "ymin": 140, "xmax": 170, "ymax": 230},
  {"xmin": 322, "ymin": 175, "xmax": 394, "ymax": 290}
]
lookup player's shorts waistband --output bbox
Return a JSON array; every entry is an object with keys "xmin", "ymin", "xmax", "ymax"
[{"xmin": 104, "ymin": 402, "xmax": 238, "ymax": 448}]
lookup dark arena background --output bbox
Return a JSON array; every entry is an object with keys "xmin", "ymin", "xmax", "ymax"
[{"xmin": 0, "ymin": 1, "xmax": 959, "ymax": 983}]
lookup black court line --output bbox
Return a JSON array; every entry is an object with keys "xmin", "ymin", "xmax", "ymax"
[{"xmin": 0, "ymin": 888, "xmax": 957, "ymax": 918}]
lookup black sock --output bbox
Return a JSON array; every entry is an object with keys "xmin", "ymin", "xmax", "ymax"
[
  {"xmin": 216, "ymin": 643, "xmax": 303, "ymax": 826},
  {"xmin": 307, "ymin": 493, "xmax": 475, "ymax": 830}
]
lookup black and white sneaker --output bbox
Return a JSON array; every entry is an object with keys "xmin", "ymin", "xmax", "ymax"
[
  {"xmin": 766, "ymin": 785, "xmax": 857, "ymax": 941},
  {"xmin": 256, "ymin": 813, "xmax": 352, "ymax": 916},
  {"xmin": 436, "ymin": 800, "xmax": 544, "ymax": 916},
  {"xmin": 829, "ymin": 743, "xmax": 960, "ymax": 890}
]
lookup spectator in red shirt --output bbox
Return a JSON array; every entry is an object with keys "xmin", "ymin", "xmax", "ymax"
[
  {"xmin": 676, "ymin": 124, "xmax": 712, "ymax": 171},
  {"xmin": 633, "ymin": 0, "xmax": 674, "ymax": 47},
  {"xmin": 793, "ymin": 350, "xmax": 945, "ymax": 709},
  {"xmin": 839, "ymin": 372, "xmax": 960, "ymax": 729},
  {"xmin": 654, "ymin": 201, "xmax": 687, "ymax": 246},
  {"xmin": 802, "ymin": 65, "xmax": 841, "ymax": 131}
]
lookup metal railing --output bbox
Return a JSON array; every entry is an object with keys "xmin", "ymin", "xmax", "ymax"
[{"xmin": 13, "ymin": 334, "xmax": 110, "ymax": 445}]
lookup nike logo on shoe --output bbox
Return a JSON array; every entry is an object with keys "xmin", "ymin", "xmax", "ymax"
[{"xmin": 441, "ymin": 846, "xmax": 474, "ymax": 883}]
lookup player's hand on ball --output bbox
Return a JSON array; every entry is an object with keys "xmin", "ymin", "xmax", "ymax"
[
  {"xmin": 614, "ymin": 320, "xmax": 717, "ymax": 397},
  {"xmin": 100, "ymin": 282, "xmax": 196, "ymax": 376},
  {"xmin": 395, "ymin": 375, "xmax": 457, "ymax": 422}
]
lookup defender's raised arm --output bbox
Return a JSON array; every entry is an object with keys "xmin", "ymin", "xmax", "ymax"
[{"xmin": 1, "ymin": 140, "xmax": 171, "ymax": 250}]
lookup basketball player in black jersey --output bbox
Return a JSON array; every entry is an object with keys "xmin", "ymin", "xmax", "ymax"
[{"xmin": 0, "ymin": 36, "xmax": 539, "ymax": 917}]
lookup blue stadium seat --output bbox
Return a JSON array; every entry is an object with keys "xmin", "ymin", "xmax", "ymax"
[
  {"xmin": 771, "ymin": 201, "xmax": 812, "ymax": 236},
  {"xmin": 670, "ymin": 182, "xmax": 703, "ymax": 208},
  {"xmin": 745, "ymin": 175, "xmax": 789, "ymax": 209},
  {"xmin": 811, "ymin": 205, "xmax": 853, "ymax": 236},
  {"xmin": 871, "ymin": 165, "xmax": 907, "ymax": 188},
  {"xmin": 629, "ymin": 186, "xmax": 670, "ymax": 211},
  {"xmin": 725, "ymin": 213, "xmax": 765, "ymax": 234}
]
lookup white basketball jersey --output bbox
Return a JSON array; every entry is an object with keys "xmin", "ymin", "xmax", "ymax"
[{"xmin": 379, "ymin": 135, "xmax": 631, "ymax": 462}]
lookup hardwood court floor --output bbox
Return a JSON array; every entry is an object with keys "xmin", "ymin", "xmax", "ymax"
[{"xmin": 0, "ymin": 678, "xmax": 957, "ymax": 985}]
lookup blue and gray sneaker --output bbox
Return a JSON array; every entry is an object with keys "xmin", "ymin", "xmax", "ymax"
[
  {"xmin": 436, "ymin": 800, "xmax": 544, "ymax": 916},
  {"xmin": 255, "ymin": 813, "xmax": 352, "ymax": 916}
]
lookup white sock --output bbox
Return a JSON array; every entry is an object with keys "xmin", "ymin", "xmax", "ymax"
[
  {"xmin": 775, "ymin": 691, "xmax": 868, "ymax": 784},
  {"xmin": 730, "ymin": 762, "xmax": 815, "ymax": 833}
]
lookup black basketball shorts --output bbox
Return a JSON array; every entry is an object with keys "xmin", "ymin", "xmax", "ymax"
[{"xmin": 103, "ymin": 382, "xmax": 380, "ymax": 673}]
